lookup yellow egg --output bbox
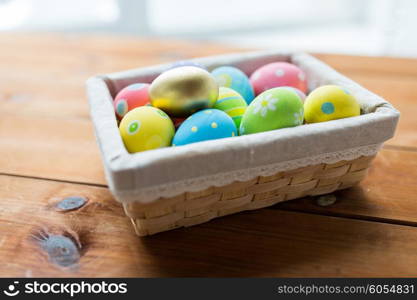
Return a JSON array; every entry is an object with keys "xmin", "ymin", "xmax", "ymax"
[
  {"xmin": 119, "ymin": 106, "xmax": 175, "ymax": 153},
  {"xmin": 304, "ymin": 85, "xmax": 360, "ymax": 123},
  {"xmin": 149, "ymin": 66, "xmax": 218, "ymax": 117}
]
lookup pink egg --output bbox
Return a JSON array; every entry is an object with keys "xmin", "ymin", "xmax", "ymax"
[
  {"xmin": 114, "ymin": 83, "xmax": 151, "ymax": 120},
  {"xmin": 250, "ymin": 62, "xmax": 307, "ymax": 95}
]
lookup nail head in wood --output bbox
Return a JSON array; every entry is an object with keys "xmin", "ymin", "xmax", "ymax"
[
  {"xmin": 316, "ymin": 194, "xmax": 337, "ymax": 207},
  {"xmin": 55, "ymin": 196, "xmax": 88, "ymax": 212},
  {"xmin": 41, "ymin": 235, "xmax": 80, "ymax": 267}
]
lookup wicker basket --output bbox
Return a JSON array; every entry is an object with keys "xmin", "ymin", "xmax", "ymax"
[
  {"xmin": 124, "ymin": 155, "xmax": 374, "ymax": 236},
  {"xmin": 86, "ymin": 51, "xmax": 399, "ymax": 236}
]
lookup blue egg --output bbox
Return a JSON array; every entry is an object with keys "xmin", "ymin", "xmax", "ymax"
[
  {"xmin": 172, "ymin": 109, "xmax": 237, "ymax": 146},
  {"xmin": 168, "ymin": 60, "xmax": 207, "ymax": 71},
  {"xmin": 211, "ymin": 66, "xmax": 255, "ymax": 105}
]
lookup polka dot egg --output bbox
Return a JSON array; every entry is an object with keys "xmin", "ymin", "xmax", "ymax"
[
  {"xmin": 211, "ymin": 66, "xmax": 255, "ymax": 104},
  {"xmin": 304, "ymin": 85, "xmax": 360, "ymax": 123},
  {"xmin": 250, "ymin": 62, "xmax": 307, "ymax": 95},
  {"xmin": 214, "ymin": 87, "xmax": 247, "ymax": 128},
  {"xmin": 119, "ymin": 106, "xmax": 175, "ymax": 153},
  {"xmin": 173, "ymin": 109, "xmax": 237, "ymax": 146},
  {"xmin": 114, "ymin": 83, "xmax": 150, "ymax": 120},
  {"xmin": 240, "ymin": 87, "xmax": 304, "ymax": 135}
]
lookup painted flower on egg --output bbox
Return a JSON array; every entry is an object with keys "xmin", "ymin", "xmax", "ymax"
[
  {"xmin": 240, "ymin": 87, "xmax": 304, "ymax": 135},
  {"xmin": 252, "ymin": 93, "xmax": 278, "ymax": 117},
  {"xmin": 293, "ymin": 110, "xmax": 304, "ymax": 125}
]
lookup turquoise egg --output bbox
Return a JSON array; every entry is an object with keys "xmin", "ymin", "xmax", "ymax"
[
  {"xmin": 211, "ymin": 66, "xmax": 255, "ymax": 105},
  {"xmin": 172, "ymin": 109, "xmax": 237, "ymax": 146}
]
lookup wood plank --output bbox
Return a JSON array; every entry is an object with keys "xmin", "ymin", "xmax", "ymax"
[
  {"xmin": 1, "ymin": 174, "xmax": 417, "ymax": 277},
  {"xmin": 315, "ymin": 53, "xmax": 417, "ymax": 78},
  {"xmin": 0, "ymin": 34, "xmax": 247, "ymax": 70},
  {"xmin": 0, "ymin": 34, "xmax": 242, "ymax": 119},
  {"xmin": 0, "ymin": 115, "xmax": 106, "ymax": 185}
]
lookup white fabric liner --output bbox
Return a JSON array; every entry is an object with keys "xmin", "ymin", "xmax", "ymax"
[
  {"xmin": 113, "ymin": 143, "xmax": 382, "ymax": 202},
  {"xmin": 86, "ymin": 51, "xmax": 399, "ymax": 204}
]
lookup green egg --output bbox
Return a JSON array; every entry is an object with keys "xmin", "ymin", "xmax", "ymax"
[
  {"xmin": 239, "ymin": 87, "xmax": 304, "ymax": 135},
  {"xmin": 213, "ymin": 87, "xmax": 247, "ymax": 128}
]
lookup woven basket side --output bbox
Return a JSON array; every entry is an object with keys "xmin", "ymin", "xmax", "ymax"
[{"xmin": 123, "ymin": 155, "xmax": 375, "ymax": 236}]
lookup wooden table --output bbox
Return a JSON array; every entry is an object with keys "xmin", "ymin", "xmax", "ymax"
[{"xmin": 1, "ymin": 34, "xmax": 417, "ymax": 277}]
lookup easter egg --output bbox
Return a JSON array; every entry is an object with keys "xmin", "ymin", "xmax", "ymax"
[
  {"xmin": 211, "ymin": 66, "xmax": 255, "ymax": 104},
  {"xmin": 168, "ymin": 60, "xmax": 207, "ymax": 71},
  {"xmin": 114, "ymin": 83, "xmax": 150, "ymax": 119},
  {"xmin": 304, "ymin": 85, "xmax": 360, "ymax": 123},
  {"xmin": 119, "ymin": 106, "xmax": 175, "ymax": 153},
  {"xmin": 282, "ymin": 86, "xmax": 306, "ymax": 102},
  {"xmin": 240, "ymin": 87, "xmax": 304, "ymax": 135},
  {"xmin": 214, "ymin": 87, "xmax": 247, "ymax": 128},
  {"xmin": 250, "ymin": 62, "xmax": 307, "ymax": 95},
  {"xmin": 173, "ymin": 109, "xmax": 237, "ymax": 146},
  {"xmin": 149, "ymin": 66, "xmax": 218, "ymax": 117}
]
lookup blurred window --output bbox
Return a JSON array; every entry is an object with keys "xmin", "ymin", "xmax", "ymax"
[{"xmin": 0, "ymin": 0, "xmax": 415, "ymax": 57}]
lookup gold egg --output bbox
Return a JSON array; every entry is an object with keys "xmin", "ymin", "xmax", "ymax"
[{"xmin": 149, "ymin": 66, "xmax": 219, "ymax": 117}]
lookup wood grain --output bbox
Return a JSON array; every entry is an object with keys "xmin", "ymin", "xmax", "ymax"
[
  {"xmin": 314, "ymin": 54, "xmax": 417, "ymax": 77},
  {"xmin": 0, "ymin": 115, "xmax": 106, "ymax": 185},
  {"xmin": 1, "ymin": 174, "xmax": 417, "ymax": 277}
]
